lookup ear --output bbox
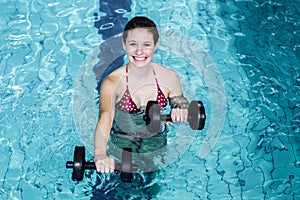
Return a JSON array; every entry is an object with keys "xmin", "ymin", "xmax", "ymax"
[
  {"xmin": 122, "ymin": 41, "xmax": 126, "ymax": 51},
  {"xmin": 154, "ymin": 42, "xmax": 159, "ymax": 51}
]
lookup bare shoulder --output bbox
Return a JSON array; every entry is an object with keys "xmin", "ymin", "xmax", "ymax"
[
  {"xmin": 99, "ymin": 67, "xmax": 126, "ymax": 98},
  {"xmin": 153, "ymin": 63, "xmax": 179, "ymax": 81},
  {"xmin": 101, "ymin": 66, "xmax": 125, "ymax": 86},
  {"xmin": 152, "ymin": 63, "xmax": 182, "ymax": 96}
]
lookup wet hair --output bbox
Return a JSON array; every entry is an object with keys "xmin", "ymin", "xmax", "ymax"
[{"xmin": 123, "ymin": 16, "xmax": 159, "ymax": 45}]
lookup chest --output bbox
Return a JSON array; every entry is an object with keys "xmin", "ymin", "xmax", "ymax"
[{"xmin": 117, "ymin": 81, "xmax": 168, "ymax": 107}]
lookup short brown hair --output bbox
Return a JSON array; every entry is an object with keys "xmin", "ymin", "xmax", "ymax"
[{"xmin": 123, "ymin": 16, "xmax": 159, "ymax": 45}]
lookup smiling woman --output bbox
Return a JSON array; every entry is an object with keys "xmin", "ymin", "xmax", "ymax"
[{"xmin": 93, "ymin": 16, "xmax": 190, "ymax": 175}]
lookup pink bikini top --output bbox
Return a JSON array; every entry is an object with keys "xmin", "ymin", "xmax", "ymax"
[{"xmin": 117, "ymin": 65, "xmax": 168, "ymax": 113}]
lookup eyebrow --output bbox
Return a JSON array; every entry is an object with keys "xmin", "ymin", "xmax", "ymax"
[{"xmin": 127, "ymin": 40, "xmax": 153, "ymax": 43}]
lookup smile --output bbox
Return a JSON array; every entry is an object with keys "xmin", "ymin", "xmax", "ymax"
[{"xmin": 133, "ymin": 56, "xmax": 147, "ymax": 61}]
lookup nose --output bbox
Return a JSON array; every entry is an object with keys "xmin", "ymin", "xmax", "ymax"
[{"xmin": 135, "ymin": 46, "xmax": 144, "ymax": 55}]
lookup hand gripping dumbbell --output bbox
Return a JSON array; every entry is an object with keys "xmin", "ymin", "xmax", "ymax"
[
  {"xmin": 66, "ymin": 146, "xmax": 138, "ymax": 183},
  {"xmin": 143, "ymin": 100, "xmax": 206, "ymax": 133}
]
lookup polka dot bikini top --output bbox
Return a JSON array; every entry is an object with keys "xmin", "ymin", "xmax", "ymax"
[{"xmin": 117, "ymin": 65, "xmax": 168, "ymax": 113}]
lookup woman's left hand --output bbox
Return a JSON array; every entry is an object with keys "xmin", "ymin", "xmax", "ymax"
[{"xmin": 169, "ymin": 108, "xmax": 188, "ymax": 124}]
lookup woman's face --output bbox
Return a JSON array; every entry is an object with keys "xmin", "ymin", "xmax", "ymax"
[{"xmin": 123, "ymin": 28, "xmax": 157, "ymax": 67}]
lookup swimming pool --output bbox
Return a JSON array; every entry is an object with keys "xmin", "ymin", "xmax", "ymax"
[{"xmin": 0, "ymin": 0, "xmax": 299, "ymax": 199}]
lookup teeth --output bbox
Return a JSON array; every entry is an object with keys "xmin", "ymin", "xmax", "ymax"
[{"xmin": 134, "ymin": 57, "xmax": 146, "ymax": 61}]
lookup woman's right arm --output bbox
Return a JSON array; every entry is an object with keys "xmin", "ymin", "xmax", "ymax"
[{"xmin": 94, "ymin": 76, "xmax": 117, "ymax": 173}]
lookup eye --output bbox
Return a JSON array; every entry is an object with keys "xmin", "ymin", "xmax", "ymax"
[
  {"xmin": 144, "ymin": 43, "xmax": 152, "ymax": 48},
  {"xmin": 129, "ymin": 42, "xmax": 136, "ymax": 46}
]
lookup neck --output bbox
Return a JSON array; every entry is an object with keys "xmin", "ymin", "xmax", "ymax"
[{"xmin": 127, "ymin": 62, "xmax": 153, "ymax": 78}]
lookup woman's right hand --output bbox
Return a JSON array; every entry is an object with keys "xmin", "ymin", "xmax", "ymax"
[{"xmin": 94, "ymin": 151, "xmax": 115, "ymax": 173}]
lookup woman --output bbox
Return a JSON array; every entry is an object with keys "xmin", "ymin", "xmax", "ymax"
[{"xmin": 94, "ymin": 16, "xmax": 189, "ymax": 174}]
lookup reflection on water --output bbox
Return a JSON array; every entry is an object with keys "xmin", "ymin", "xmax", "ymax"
[{"xmin": 0, "ymin": 0, "xmax": 299, "ymax": 199}]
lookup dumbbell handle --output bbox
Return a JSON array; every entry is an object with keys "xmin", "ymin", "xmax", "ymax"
[
  {"xmin": 66, "ymin": 161, "xmax": 95, "ymax": 170},
  {"xmin": 66, "ymin": 161, "xmax": 138, "ymax": 172},
  {"xmin": 143, "ymin": 114, "xmax": 172, "ymax": 122},
  {"xmin": 161, "ymin": 114, "xmax": 172, "ymax": 122}
]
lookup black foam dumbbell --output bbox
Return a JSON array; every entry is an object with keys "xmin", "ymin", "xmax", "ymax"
[
  {"xmin": 66, "ymin": 146, "xmax": 138, "ymax": 183},
  {"xmin": 143, "ymin": 100, "xmax": 206, "ymax": 133}
]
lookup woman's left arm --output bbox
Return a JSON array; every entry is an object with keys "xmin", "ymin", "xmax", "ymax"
[{"xmin": 166, "ymin": 70, "xmax": 189, "ymax": 123}]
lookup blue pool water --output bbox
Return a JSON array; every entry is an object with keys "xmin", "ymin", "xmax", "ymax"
[{"xmin": 0, "ymin": 0, "xmax": 299, "ymax": 199}]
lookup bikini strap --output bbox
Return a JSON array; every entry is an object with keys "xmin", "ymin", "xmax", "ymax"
[
  {"xmin": 125, "ymin": 64, "xmax": 129, "ymax": 87},
  {"xmin": 152, "ymin": 68, "xmax": 159, "ymax": 87}
]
